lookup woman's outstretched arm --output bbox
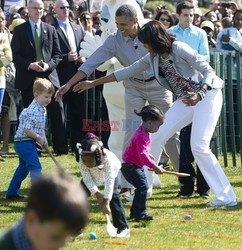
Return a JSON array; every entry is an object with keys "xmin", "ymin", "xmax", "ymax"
[{"xmin": 72, "ymin": 73, "xmax": 116, "ymax": 93}]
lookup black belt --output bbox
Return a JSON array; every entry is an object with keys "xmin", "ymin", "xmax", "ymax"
[{"xmin": 133, "ymin": 76, "xmax": 156, "ymax": 82}]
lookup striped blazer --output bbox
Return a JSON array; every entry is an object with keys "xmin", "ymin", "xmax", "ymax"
[{"xmin": 0, "ymin": 33, "xmax": 12, "ymax": 88}]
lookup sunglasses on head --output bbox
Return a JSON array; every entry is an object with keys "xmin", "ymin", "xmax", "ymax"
[{"xmin": 60, "ymin": 6, "xmax": 70, "ymax": 9}]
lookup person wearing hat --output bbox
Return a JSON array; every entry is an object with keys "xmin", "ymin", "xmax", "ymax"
[
  {"xmin": 193, "ymin": 7, "xmax": 203, "ymax": 27},
  {"xmin": 201, "ymin": 20, "xmax": 216, "ymax": 48},
  {"xmin": 9, "ymin": 18, "xmax": 25, "ymax": 33}
]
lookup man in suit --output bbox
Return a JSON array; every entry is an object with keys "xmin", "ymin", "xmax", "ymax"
[
  {"xmin": 11, "ymin": 0, "xmax": 68, "ymax": 155},
  {"xmin": 53, "ymin": 0, "xmax": 86, "ymax": 151}
]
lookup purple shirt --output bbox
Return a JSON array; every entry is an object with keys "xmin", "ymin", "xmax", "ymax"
[{"xmin": 122, "ymin": 126, "xmax": 156, "ymax": 168}]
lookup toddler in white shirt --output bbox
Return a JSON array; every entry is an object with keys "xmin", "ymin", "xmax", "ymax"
[{"xmin": 76, "ymin": 133, "xmax": 130, "ymax": 238}]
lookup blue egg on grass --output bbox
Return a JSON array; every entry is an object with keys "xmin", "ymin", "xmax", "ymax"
[
  {"xmin": 184, "ymin": 214, "xmax": 192, "ymax": 220},
  {"xmin": 89, "ymin": 232, "xmax": 97, "ymax": 240}
]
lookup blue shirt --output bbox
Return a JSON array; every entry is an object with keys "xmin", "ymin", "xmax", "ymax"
[
  {"xmin": 29, "ymin": 19, "xmax": 42, "ymax": 40},
  {"xmin": 15, "ymin": 99, "xmax": 46, "ymax": 139},
  {"xmin": 169, "ymin": 24, "xmax": 210, "ymax": 62},
  {"xmin": 12, "ymin": 219, "xmax": 33, "ymax": 250}
]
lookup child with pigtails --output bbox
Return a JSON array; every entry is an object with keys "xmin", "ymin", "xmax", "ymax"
[{"xmin": 75, "ymin": 133, "xmax": 130, "ymax": 238}]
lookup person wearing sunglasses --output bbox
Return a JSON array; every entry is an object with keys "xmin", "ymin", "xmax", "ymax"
[
  {"xmin": 79, "ymin": 11, "xmax": 96, "ymax": 36},
  {"xmin": 154, "ymin": 8, "xmax": 174, "ymax": 29}
]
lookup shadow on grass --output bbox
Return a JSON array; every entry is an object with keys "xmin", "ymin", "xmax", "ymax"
[
  {"xmin": 230, "ymin": 181, "xmax": 242, "ymax": 187},
  {"xmin": 149, "ymin": 202, "xmax": 207, "ymax": 210},
  {"xmin": 1, "ymin": 152, "xmax": 17, "ymax": 158},
  {"xmin": 149, "ymin": 201, "xmax": 242, "ymax": 210},
  {"xmin": 0, "ymin": 188, "xmax": 29, "ymax": 208},
  {"xmin": 132, "ymin": 221, "xmax": 151, "ymax": 228},
  {"xmin": 155, "ymin": 190, "xmax": 179, "ymax": 195},
  {"xmin": 0, "ymin": 191, "xmax": 27, "ymax": 214}
]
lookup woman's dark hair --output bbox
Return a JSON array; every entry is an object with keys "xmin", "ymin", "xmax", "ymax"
[
  {"xmin": 138, "ymin": 20, "xmax": 176, "ymax": 54},
  {"xmin": 134, "ymin": 105, "xmax": 164, "ymax": 122},
  {"xmin": 75, "ymin": 133, "xmax": 105, "ymax": 167},
  {"xmin": 154, "ymin": 9, "xmax": 175, "ymax": 28}
]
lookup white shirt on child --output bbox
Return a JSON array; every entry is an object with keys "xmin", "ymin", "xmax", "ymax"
[{"xmin": 79, "ymin": 149, "xmax": 121, "ymax": 200}]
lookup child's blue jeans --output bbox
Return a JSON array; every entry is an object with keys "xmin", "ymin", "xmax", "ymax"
[
  {"xmin": 7, "ymin": 140, "xmax": 42, "ymax": 196},
  {"xmin": 121, "ymin": 163, "xmax": 148, "ymax": 219}
]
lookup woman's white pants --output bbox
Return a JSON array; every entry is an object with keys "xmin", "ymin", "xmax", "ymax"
[{"xmin": 150, "ymin": 89, "xmax": 236, "ymax": 203}]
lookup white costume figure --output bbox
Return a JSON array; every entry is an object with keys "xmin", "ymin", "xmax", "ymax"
[{"xmin": 79, "ymin": 0, "xmax": 162, "ymax": 192}]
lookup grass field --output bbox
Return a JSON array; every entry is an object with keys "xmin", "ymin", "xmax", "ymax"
[{"xmin": 0, "ymin": 147, "xmax": 241, "ymax": 250}]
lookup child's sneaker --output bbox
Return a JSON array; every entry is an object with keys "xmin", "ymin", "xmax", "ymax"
[{"xmin": 116, "ymin": 228, "xmax": 130, "ymax": 238}]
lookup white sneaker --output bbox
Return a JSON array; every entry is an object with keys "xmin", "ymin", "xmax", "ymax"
[
  {"xmin": 116, "ymin": 228, "xmax": 130, "ymax": 238},
  {"xmin": 147, "ymin": 189, "xmax": 152, "ymax": 199},
  {"xmin": 207, "ymin": 199, "xmax": 237, "ymax": 207}
]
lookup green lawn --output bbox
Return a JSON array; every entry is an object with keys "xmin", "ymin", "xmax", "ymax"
[{"xmin": 0, "ymin": 147, "xmax": 241, "ymax": 249}]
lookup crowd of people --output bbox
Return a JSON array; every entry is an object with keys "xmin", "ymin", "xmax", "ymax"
[{"xmin": 0, "ymin": 0, "xmax": 241, "ymax": 248}]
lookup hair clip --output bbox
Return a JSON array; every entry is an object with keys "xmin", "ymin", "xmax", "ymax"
[
  {"xmin": 90, "ymin": 145, "xmax": 97, "ymax": 152},
  {"xmin": 87, "ymin": 133, "xmax": 96, "ymax": 139}
]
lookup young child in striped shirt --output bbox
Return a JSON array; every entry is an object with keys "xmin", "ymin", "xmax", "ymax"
[
  {"xmin": 76, "ymin": 133, "xmax": 130, "ymax": 238},
  {"xmin": 6, "ymin": 78, "xmax": 55, "ymax": 200},
  {"xmin": 122, "ymin": 105, "xmax": 164, "ymax": 222}
]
